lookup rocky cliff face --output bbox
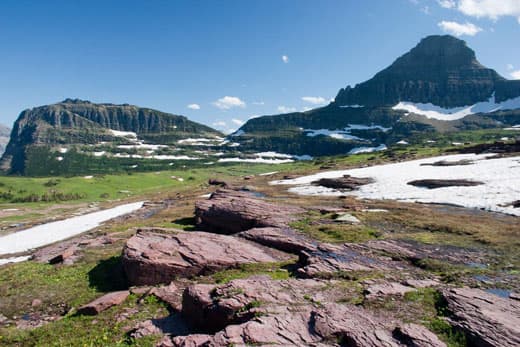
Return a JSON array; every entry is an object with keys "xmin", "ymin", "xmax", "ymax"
[
  {"xmin": 335, "ymin": 35, "xmax": 508, "ymax": 108},
  {"xmin": 0, "ymin": 124, "xmax": 10, "ymax": 156},
  {"xmin": 0, "ymin": 99, "xmax": 222, "ymax": 174}
]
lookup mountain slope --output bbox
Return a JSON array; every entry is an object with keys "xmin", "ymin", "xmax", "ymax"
[
  {"xmin": 1, "ymin": 99, "xmax": 223, "ymax": 175},
  {"xmin": 0, "ymin": 124, "xmax": 11, "ymax": 156},
  {"xmin": 233, "ymin": 35, "xmax": 520, "ymax": 156}
]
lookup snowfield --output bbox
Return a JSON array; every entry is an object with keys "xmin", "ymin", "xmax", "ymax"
[
  {"xmin": 304, "ymin": 124, "xmax": 391, "ymax": 141},
  {"xmin": 0, "ymin": 201, "xmax": 144, "ymax": 257},
  {"xmin": 393, "ymin": 94, "xmax": 520, "ymax": 121},
  {"xmin": 271, "ymin": 154, "xmax": 520, "ymax": 216}
]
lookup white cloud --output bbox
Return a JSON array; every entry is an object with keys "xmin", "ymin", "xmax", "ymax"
[
  {"xmin": 440, "ymin": 0, "xmax": 520, "ymax": 23},
  {"xmin": 507, "ymin": 64, "xmax": 514, "ymax": 70},
  {"xmin": 438, "ymin": 0, "xmax": 456, "ymax": 8},
  {"xmin": 511, "ymin": 70, "xmax": 520, "ymax": 79},
  {"xmin": 458, "ymin": 0, "xmax": 520, "ymax": 22},
  {"xmin": 252, "ymin": 101, "xmax": 265, "ymax": 105},
  {"xmin": 231, "ymin": 118, "xmax": 244, "ymax": 126},
  {"xmin": 212, "ymin": 96, "xmax": 246, "ymax": 110},
  {"xmin": 421, "ymin": 6, "xmax": 431, "ymax": 14},
  {"xmin": 301, "ymin": 96, "xmax": 327, "ymax": 105},
  {"xmin": 282, "ymin": 55, "xmax": 289, "ymax": 63},
  {"xmin": 187, "ymin": 103, "xmax": 200, "ymax": 110},
  {"xmin": 212, "ymin": 121, "xmax": 227, "ymax": 127},
  {"xmin": 438, "ymin": 20, "xmax": 483, "ymax": 36},
  {"xmin": 277, "ymin": 106, "xmax": 297, "ymax": 113}
]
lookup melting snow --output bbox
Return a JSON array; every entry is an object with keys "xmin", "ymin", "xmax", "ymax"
[
  {"xmin": 0, "ymin": 202, "xmax": 144, "ymax": 256},
  {"xmin": 348, "ymin": 144, "xmax": 387, "ymax": 154},
  {"xmin": 271, "ymin": 153, "xmax": 520, "ymax": 216},
  {"xmin": 393, "ymin": 94, "xmax": 520, "ymax": 121},
  {"xmin": 110, "ymin": 129, "xmax": 138, "ymax": 138},
  {"xmin": 218, "ymin": 157, "xmax": 294, "ymax": 164},
  {"xmin": 304, "ymin": 124, "xmax": 391, "ymax": 141},
  {"xmin": 0, "ymin": 255, "xmax": 32, "ymax": 266}
]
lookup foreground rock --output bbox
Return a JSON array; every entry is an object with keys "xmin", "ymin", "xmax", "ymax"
[
  {"xmin": 297, "ymin": 243, "xmax": 411, "ymax": 278},
  {"xmin": 122, "ymin": 229, "xmax": 290, "ymax": 286},
  {"xmin": 238, "ymin": 227, "xmax": 316, "ymax": 254},
  {"xmin": 442, "ymin": 287, "xmax": 520, "ymax": 347},
  {"xmin": 363, "ymin": 239, "xmax": 488, "ymax": 265},
  {"xmin": 181, "ymin": 276, "xmax": 326, "ymax": 332},
  {"xmin": 195, "ymin": 189, "xmax": 305, "ymax": 234},
  {"xmin": 364, "ymin": 281, "xmax": 416, "ymax": 300},
  {"xmin": 407, "ymin": 179, "xmax": 484, "ymax": 189},
  {"xmin": 76, "ymin": 291, "xmax": 129, "ymax": 315},
  {"xmin": 173, "ymin": 277, "xmax": 445, "ymax": 346},
  {"xmin": 312, "ymin": 174, "xmax": 374, "ymax": 190}
]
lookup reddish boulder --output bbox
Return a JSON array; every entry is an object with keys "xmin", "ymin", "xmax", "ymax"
[
  {"xmin": 194, "ymin": 189, "xmax": 304, "ymax": 234},
  {"xmin": 76, "ymin": 290, "xmax": 129, "ymax": 315},
  {"xmin": 238, "ymin": 227, "xmax": 316, "ymax": 254},
  {"xmin": 122, "ymin": 229, "xmax": 290, "ymax": 286},
  {"xmin": 442, "ymin": 287, "xmax": 520, "ymax": 347}
]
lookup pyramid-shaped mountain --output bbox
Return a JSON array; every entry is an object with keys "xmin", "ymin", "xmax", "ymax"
[{"xmin": 234, "ymin": 35, "xmax": 520, "ymax": 156}]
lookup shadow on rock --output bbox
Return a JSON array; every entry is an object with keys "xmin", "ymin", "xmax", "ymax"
[{"xmin": 88, "ymin": 256, "xmax": 128, "ymax": 292}]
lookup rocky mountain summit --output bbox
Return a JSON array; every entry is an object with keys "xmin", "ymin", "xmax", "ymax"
[
  {"xmin": 335, "ymin": 35, "xmax": 516, "ymax": 108},
  {"xmin": 233, "ymin": 35, "xmax": 520, "ymax": 156},
  {"xmin": 0, "ymin": 99, "xmax": 222, "ymax": 175}
]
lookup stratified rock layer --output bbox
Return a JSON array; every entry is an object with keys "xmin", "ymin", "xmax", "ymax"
[
  {"xmin": 442, "ymin": 287, "xmax": 520, "ymax": 347},
  {"xmin": 195, "ymin": 189, "xmax": 305, "ymax": 234},
  {"xmin": 122, "ymin": 228, "xmax": 290, "ymax": 286}
]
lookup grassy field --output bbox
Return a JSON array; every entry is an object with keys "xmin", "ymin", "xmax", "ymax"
[{"xmin": 0, "ymin": 129, "xmax": 518, "ymax": 346}]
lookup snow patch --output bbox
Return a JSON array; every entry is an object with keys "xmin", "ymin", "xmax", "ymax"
[
  {"xmin": 339, "ymin": 105, "xmax": 364, "ymax": 108},
  {"xmin": 0, "ymin": 255, "xmax": 32, "ymax": 266},
  {"xmin": 393, "ymin": 94, "xmax": 520, "ymax": 121},
  {"xmin": 218, "ymin": 157, "xmax": 294, "ymax": 164},
  {"xmin": 110, "ymin": 129, "xmax": 138, "ymax": 138},
  {"xmin": 271, "ymin": 154, "xmax": 520, "ymax": 216},
  {"xmin": 0, "ymin": 202, "xmax": 144, "ymax": 256},
  {"xmin": 348, "ymin": 144, "xmax": 387, "ymax": 154}
]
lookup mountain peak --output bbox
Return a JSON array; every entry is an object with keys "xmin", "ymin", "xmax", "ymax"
[
  {"xmin": 335, "ymin": 34, "xmax": 507, "ymax": 108},
  {"xmin": 398, "ymin": 35, "xmax": 478, "ymax": 68}
]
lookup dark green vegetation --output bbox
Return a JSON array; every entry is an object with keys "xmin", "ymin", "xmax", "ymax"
[
  {"xmin": 0, "ymin": 99, "xmax": 223, "ymax": 175},
  {"xmin": 234, "ymin": 35, "xmax": 520, "ymax": 156}
]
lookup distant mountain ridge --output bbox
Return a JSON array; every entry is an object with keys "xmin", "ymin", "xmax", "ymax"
[
  {"xmin": 0, "ymin": 124, "xmax": 10, "ymax": 156},
  {"xmin": 233, "ymin": 35, "xmax": 520, "ymax": 156},
  {"xmin": 1, "ymin": 99, "xmax": 222, "ymax": 174}
]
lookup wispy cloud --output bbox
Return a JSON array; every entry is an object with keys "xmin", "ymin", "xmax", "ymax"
[
  {"xmin": 438, "ymin": 20, "xmax": 482, "ymax": 36},
  {"xmin": 231, "ymin": 118, "xmax": 244, "ymax": 126},
  {"xmin": 187, "ymin": 103, "xmax": 200, "ymax": 110},
  {"xmin": 437, "ymin": 0, "xmax": 456, "ymax": 8},
  {"xmin": 282, "ymin": 55, "xmax": 289, "ymax": 63},
  {"xmin": 212, "ymin": 121, "xmax": 227, "ymax": 127},
  {"xmin": 252, "ymin": 101, "xmax": 265, "ymax": 105},
  {"xmin": 438, "ymin": 0, "xmax": 520, "ymax": 23},
  {"xmin": 301, "ymin": 96, "xmax": 327, "ymax": 105},
  {"xmin": 277, "ymin": 105, "xmax": 297, "ymax": 113},
  {"xmin": 507, "ymin": 64, "xmax": 514, "ymax": 70},
  {"xmin": 212, "ymin": 96, "xmax": 246, "ymax": 110}
]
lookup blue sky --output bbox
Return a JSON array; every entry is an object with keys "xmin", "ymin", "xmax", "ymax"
[{"xmin": 0, "ymin": 0, "xmax": 519, "ymax": 132}]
